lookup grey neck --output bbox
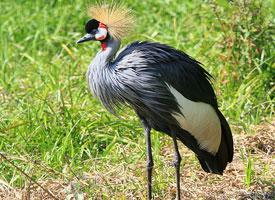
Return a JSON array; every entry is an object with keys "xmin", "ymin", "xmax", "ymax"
[
  {"xmin": 86, "ymin": 37, "xmax": 121, "ymax": 108},
  {"xmin": 90, "ymin": 37, "xmax": 121, "ymax": 70}
]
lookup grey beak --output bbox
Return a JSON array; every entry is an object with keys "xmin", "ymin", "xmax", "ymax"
[{"xmin": 76, "ymin": 33, "xmax": 95, "ymax": 44}]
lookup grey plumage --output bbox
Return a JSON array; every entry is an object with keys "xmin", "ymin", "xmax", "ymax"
[
  {"xmin": 89, "ymin": 40, "xmax": 209, "ymax": 121},
  {"xmin": 88, "ymin": 36, "xmax": 233, "ymax": 167},
  {"xmin": 86, "ymin": 37, "xmax": 233, "ymax": 170}
]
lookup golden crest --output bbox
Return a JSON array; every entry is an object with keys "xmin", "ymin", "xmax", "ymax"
[{"xmin": 88, "ymin": 3, "xmax": 134, "ymax": 39}]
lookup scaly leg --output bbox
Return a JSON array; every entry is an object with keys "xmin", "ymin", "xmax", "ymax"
[
  {"xmin": 141, "ymin": 119, "xmax": 153, "ymax": 200},
  {"xmin": 172, "ymin": 132, "xmax": 182, "ymax": 200}
]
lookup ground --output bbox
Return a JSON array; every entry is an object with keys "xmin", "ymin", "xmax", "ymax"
[{"xmin": 1, "ymin": 121, "xmax": 274, "ymax": 200}]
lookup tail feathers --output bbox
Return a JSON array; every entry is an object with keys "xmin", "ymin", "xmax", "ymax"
[
  {"xmin": 175, "ymin": 110, "xmax": 233, "ymax": 175},
  {"xmin": 196, "ymin": 110, "xmax": 234, "ymax": 175},
  {"xmin": 197, "ymin": 157, "xmax": 222, "ymax": 174},
  {"xmin": 197, "ymin": 133, "xmax": 231, "ymax": 175},
  {"xmin": 217, "ymin": 109, "xmax": 234, "ymax": 162}
]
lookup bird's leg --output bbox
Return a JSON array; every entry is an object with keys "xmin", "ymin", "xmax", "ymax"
[
  {"xmin": 141, "ymin": 120, "xmax": 153, "ymax": 200},
  {"xmin": 172, "ymin": 132, "xmax": 181, "ymax": 200}
]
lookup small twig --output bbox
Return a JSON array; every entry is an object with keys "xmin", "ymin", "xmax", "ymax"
[
  {"xmin": 0, "ymin": 121, "xmax": 30, "ymax": 133},
  {"xmin": 0, "ymin": 152, "xmax": 59, "ymax": 200},
  {"xmin": 65, "ymin": 155, "xmax": 80, "ymax": 181}
]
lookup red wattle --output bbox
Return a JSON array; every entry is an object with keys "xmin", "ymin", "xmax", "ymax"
[{"xmin": 101, "ymin": 42, "xmax": 107, "ymax": 51}]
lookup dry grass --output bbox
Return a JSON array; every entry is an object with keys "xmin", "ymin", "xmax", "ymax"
[{"xmin": 0, "ymin": 122, "xmax": 274, "ymax": 200}]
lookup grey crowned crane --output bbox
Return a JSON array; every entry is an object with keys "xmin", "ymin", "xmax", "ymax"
[{"xmin": 77, "ymin": 4, "xmax": 233, "ymax": 200}]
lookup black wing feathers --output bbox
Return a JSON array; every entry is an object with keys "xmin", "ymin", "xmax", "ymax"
[
  {"xmin": 113, "ymin": 41, "xmax": 233, "ymax": 174},
  {"xmin": 114, "ymin": 41, "xmax": 218, "ymax": 108}
]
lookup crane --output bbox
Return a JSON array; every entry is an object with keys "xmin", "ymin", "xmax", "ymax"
[{"xmin": 77, "ymin": 4, "xmax": 233, "ymax": 200}]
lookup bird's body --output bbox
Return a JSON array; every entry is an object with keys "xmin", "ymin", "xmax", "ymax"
[
  {"xmin": 77, "ymin": 4, "xmax": 233, "ymax": 199},
  {"xmin": 87, "ymin": 38, "xmax": 233, "ymax": 174}
]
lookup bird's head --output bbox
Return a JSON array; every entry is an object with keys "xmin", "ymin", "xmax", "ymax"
[
  {"xmin": 77, "ymin": 3, "xmax": 134, "ymax": 50},
  {"xmin": 76, "ymin": 19, "xmax": 108, "ymax": 44}
]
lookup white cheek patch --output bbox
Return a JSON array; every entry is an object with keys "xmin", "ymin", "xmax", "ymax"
[
  {"xmin": 95, "ymin": 27, "xmax": 107, "ymax": 41},
  {"xmin": 166, "ymin": 83, "xmax": 221, "ymax": 154}
]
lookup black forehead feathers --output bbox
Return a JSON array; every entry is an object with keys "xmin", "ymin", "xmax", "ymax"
[{"xmin": 85, "ymin": 19, "xmax": 100, "ymax": 33}]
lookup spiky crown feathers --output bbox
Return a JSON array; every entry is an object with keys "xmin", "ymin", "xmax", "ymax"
[{"xmin": 88, "ymin": 4, "xmax": 134, "ymax": 39}]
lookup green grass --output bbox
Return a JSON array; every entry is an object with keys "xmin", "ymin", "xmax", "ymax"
[{"xmin": 0, "ymin": 0, "xmax": 274, "ymax": 198}]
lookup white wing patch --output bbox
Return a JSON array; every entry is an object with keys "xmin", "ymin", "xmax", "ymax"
[{"xmin": 167, "ymin": 84, "xmax": 221, "ymax": 154}]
